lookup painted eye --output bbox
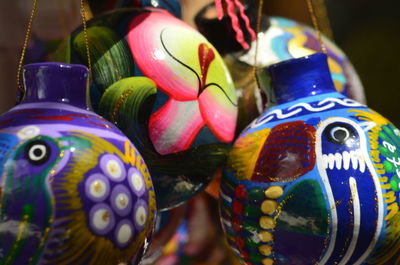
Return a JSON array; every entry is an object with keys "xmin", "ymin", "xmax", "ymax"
[
  {"xmin": 25, "ymin": 140, "xmax": 51, "ymax": 165},
  {"xmin": 325, "ymin": 123, "xmax": 356, "ymax": 145},
  {"xmin": 331, "ymin": 127, "xmax": 350, "ymax": 142}
]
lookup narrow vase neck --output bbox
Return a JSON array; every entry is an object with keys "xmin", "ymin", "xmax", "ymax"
[
  {"xmin": 21, "ymin": 62, "xmax": 90, "ymax": 109},
  {"xmin": 267, "ymin": 53, "xmax": 336, "ymax": 104}
]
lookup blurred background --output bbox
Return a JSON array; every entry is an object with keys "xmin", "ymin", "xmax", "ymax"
[{"xmin": 1, "ymin": 0, "xmax": 399, "ymax": 125}]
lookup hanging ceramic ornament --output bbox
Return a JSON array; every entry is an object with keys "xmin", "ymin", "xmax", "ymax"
[
  {"xmin": 195, "ymin": 2, "xmax": 366, "ymax": 131},
  {"xmin": 53, "ymin": 8, "xmax": 238, "ymax": 210},
  {"xmin": 220, "ymin": 53, "xmax": 400, "ymax": 265},
  {"xmin": 140, "ymin": 203, "xmax": 187, "ymax": 264},
  {"xmin": 87, "ymin": 0, "xmax": 182, "ymax": 17},
  {"xmin": 0, "ymin": 63, "xmax": 156, "ymax": 265}
]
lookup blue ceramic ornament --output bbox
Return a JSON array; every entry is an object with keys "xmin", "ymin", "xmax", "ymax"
[
  {"xmin": 220, "ymin": 53, "xmax": 400, "ymax": 265},
  {"xmin": 0, "ymin": 63, "xmax": 156, "ymax": 265}
]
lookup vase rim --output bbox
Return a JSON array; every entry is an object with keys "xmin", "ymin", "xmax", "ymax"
[
  {"xmin": 268, "ymin": 52, "xmax": 326, "ymax": 70},
  {"xmin": 23, "ymin": 62, "xmax": 89, "ymax": 72}
]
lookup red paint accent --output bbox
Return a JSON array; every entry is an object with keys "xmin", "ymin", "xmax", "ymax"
[
  {"xmin": 235, "ymin": 236, "xmax": 245, "ymax": 248},
  {"xmin": 235, "ymin": 184, "xmax": 247, "ymax": 199},
  {"xmin": 231, "ymin": 217, "xmax": 242, "ymax": 232},
  {"xmin": 89, "ymin": 121, "xmax": 112, "ymax": 129},
  {"xmin": 251, "ymin": 121, "xmax": 316, "ymax": 183},
  {"xmin": 232, "ymin": 200, "xmax": 244, "ymax": 215},
  {"xmin": 30, "ymin": 116, "xmax": 73, "ymax": 121},
  {"xmin": 198, "ymin": 43, "xmax": 215, "ymax": 92},
  {"xmin": 240, "ymin": 250, "xmax": 249, "ymax": 260},
  {"xmin": 0, "ymin": 119, "xmax": 13, "ymax": 126}
]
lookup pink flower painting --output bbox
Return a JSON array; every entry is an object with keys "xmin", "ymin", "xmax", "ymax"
[{"xmin": 127, "ymin": 10, "xmax": 237, "ymax": 155}]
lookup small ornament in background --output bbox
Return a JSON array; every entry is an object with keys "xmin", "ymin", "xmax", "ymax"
[
  {"xmin": 0, "ymin": 63, "xmax": 156, "ymax": 265},
  {"xmin": 220, "ymin": 53, "xmax": 400, "ymax": 265},
  {"xmin": 195, "ymin": 3, "xmax": 366, "ymax": 133},
  {"xmin": 54, "ymin": 8, "xmax": 238, "ymax": 211}
]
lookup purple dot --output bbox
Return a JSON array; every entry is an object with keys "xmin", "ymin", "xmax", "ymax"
[
  {"xmin": 100, "ymin": 154, "xmax": 126, "ymax": 182},
  {"xmin": 110, "ymin": 184, "xmax": 133, "ymax": 217},
  {"xmin": 127, "ymin": 167, "xmax": 146, "ymax": 197},
  {"xmin": 114, "ymin": 219, "xmax": 135, "ymax": 248},
  {"xmin": 85, "ymin": 174, "xmax": 110, "ymax": 202},
  {"xmin": 89, "ymin": 203, "xmax": 116, "ymax": 235}
]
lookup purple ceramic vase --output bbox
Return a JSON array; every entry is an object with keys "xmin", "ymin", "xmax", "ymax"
[{"xmin": 0, "ymin": 63, "xmax": 156, "ymax": 265}]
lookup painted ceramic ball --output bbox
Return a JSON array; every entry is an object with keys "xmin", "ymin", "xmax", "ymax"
[
  {"xmin": 54, "ymin": 7, "xmax": 237, "ymax": 210},
  {"xmin": 0, "ymin": 63, "xmax": 156, "ymax": 265},
  {"xmin": 220, "ymin": 53, "xmax": 400, "ymax": 265}
]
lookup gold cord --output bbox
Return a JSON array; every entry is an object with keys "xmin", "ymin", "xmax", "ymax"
[
  {"xmin": 306, "ymin": 0, "xmax": 327, "ymax": 54},
  {"xmin": 80, "ymin": 0, "xmax": 92, "ymax": 73},
  {"xmin": 253, "ymin": 0, "xmax": 264, "ymax": 76},
  {"xmin": 312, "ymin": 0, "xmax": 334, "ymax": 40},
  {"xmin": 252, "ymin": 0, "xmax": 264, "ymax": 97},
  {"xmin": 16, "ymin": 0, "xmax": 38, "ymax": 96}
]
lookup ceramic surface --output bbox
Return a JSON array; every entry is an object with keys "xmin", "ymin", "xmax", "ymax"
[
  {"xmin": 220, "ymin": 54, "xmax": 400, "ymax": 265},
  {"xmin": 0, "ymin": 63, "xmax": 156, "ymax": 265},
  {"xmin": 54, "ymin": 8, "xmax": 237, "ymax": 210}
]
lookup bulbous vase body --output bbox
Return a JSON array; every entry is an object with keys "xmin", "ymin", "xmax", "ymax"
[
  {"xmin": 0, "ymin": 63, "xmax": 156, "ymax": 265},
  {"xmin": 220, "ymin": 54, "xmax": 400, "ymax": 265},
  {"xmin": 54, "ymin": 8, "xmax": 237, "ymax": 210}
]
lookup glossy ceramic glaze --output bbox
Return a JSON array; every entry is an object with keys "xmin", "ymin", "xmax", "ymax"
[
  {"xmin": 220, "ymin": 53, "xmax": 400, "ymax": 265},
  {"xmin": 54, "ymin": 8, "xmax": 237, "ymax": 210},
  {"xmin": 0, "ymin": 63, "xmax": 156, "ymax": 265}
]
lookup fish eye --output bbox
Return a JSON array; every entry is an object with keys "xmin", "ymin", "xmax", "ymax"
[
  {"xmin": 25, "ymin": 140, "xmax": 51, "ymax": 165},
  {"xmin": 325, "ymin": 123, "xmax": 356, "ymax": 145}
]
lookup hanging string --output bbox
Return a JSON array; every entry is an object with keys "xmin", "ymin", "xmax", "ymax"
[
  {"xmin": 16, "ymin": 0, "xmax": 38, "ymax": 97},
  {"xmin": 253, "ymin": 0, "xmax": 264, "ymax": 75},
  {"xmin": 313, "ymin": 0, "xmax": 334, "ymax": 40},
  {"xmin": 16, "ymin": 0, "xmax": 92, "ymax": 99},
  {"xmin": 306, "ymin": 0, "xmax": 327, "ymax": 54},
  {"xmin": 80, "ymin": 0, "xmax": 92, "ymax": 73},
  {"xmin": 214, "ymin": 0, "xmax": 256, "ymax": 50}
]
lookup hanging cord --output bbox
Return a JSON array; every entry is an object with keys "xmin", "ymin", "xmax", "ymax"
[
  {"xmin": 16, "ymin": 0, "xmax": 92, "ymax": 99},
  {"xmin": 16, "ymin": 0, "xmax": 38, "ymax": 97},
  {"xmin": 253, "ymin": 0, "xmax": 264, "ymax": 77},
  {"xmin": 313, "ymin": 0, "xmax": 334, "ymax": 40},
  {"xmin": 306, "ymin": 0, "xmax": 327, "ymax": 54},
  {"xmin": 80, "ymin": 0, "xmax": 92, "ymax": 74}
]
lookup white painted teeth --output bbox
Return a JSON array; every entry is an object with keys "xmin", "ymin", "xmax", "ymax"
[{"xmin": 322, "ymin": 149, "xmax": 366, "ymax": 173}]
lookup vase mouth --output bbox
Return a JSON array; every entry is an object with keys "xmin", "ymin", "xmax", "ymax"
[
  {"xmin": 267, "ymin": 52, "xmax": 336, "ymax": 104},
  {"xmin": 23, "ymin": 62, "xmax": 89, "ymax": 73},
  {"xmin": 21, "ymin": 62, "xmax": 90, "ymax": 109}
]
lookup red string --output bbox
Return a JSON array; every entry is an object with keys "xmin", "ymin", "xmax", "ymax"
[
  {"xmin": 233, "ymin": 0, "xmax": 256, "ymax": 41},
  {"xmin": 214, "ymin": 0, "xmax": 256, "ymax": 50},
  {"xmin": 215, "ymin": 0, "xmax": 224, "ymax": 20}
]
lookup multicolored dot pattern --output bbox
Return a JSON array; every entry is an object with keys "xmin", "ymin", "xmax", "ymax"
[
  {"xmin": 80, "ymin": 153, "xmax": 149, "ymax": 248},
  {"xmin": 220, "ymin": 175, "xmax": 285, "ymax": 265}
]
